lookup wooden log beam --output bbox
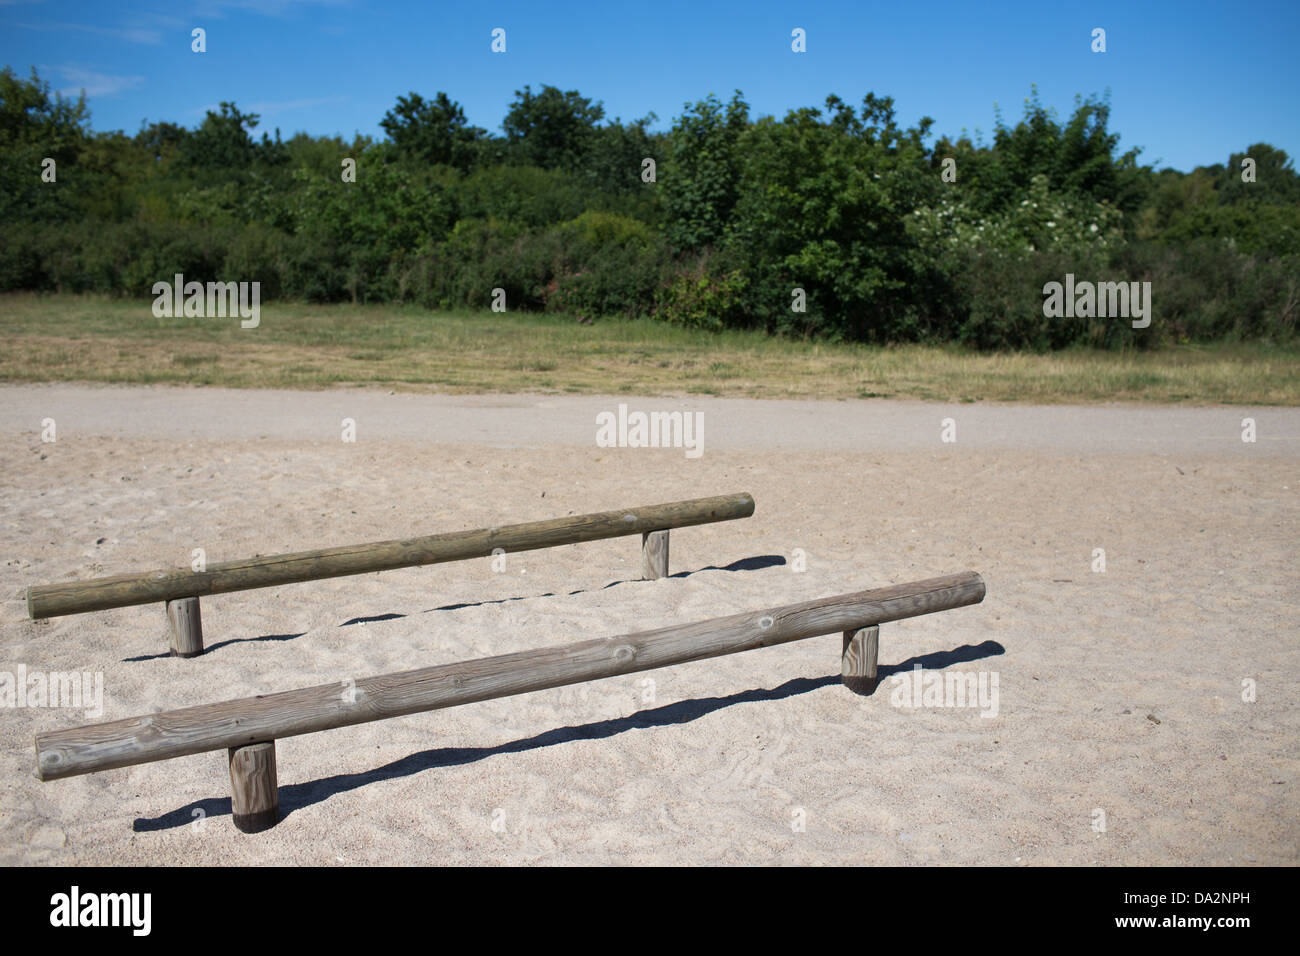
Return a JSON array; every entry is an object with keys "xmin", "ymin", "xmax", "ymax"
[
  {"xmin": 35, "ymin": 571, "xmax": 984, "ymax": 781},
  {"xmin": 26, "ymin": 492, "xmax": 755, "ymax": 619}
]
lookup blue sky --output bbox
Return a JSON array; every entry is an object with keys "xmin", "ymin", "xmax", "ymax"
[{"xmin": 3, "ymin": 0, "xmax": 1298, "ymax": 171}]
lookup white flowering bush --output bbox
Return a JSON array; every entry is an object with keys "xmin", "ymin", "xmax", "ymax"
[{"xmin": 909, "ymin": 174, "xmax": 1125, "ymax": 254}]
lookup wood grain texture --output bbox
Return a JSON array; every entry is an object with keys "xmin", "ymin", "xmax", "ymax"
[
  {"xmin": 166, "ymin": 597, "xmax": 203, "ymax": 658},
  {"xmin": 641, "ymin": 530, "xmax": 669, "ymax": 580},
  {"xmin": 35, "ymin": 570, "xmax": 984, "ymax": 781},
  {"xmin": 27, "ymin": 492, "xmax": 755, "ymax": 619},
  {"xmin": 842, "ymin": 625, "xmax": 880, "ymax": 695},
  {"xmin": 228, "ymin": 741, "xmax": 278, "ymax": 834}
]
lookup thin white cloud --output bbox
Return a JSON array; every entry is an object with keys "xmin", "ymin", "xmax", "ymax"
[
  {"xmin": 52, "ymin": 65, "xmax": 145, "ymax": 98},
  {"xmin": 18, "ymin": 21, "xmax": 164, "ymax": 44},
  {"xmin": 193, "ymin": 0, "xmax": 350, "ymax": 17}
]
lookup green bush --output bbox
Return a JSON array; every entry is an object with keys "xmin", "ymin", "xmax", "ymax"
[
  {"xmin": 0, "ymin": 226, "xmax": 45, "ymax": 291},
  {"xmin": 953, "ymin": 246, "xmax": 1130, "ymax": 350},
  {"xmin": 1108, "ymin": 240, "xmax": 1299, "ymax": 342},
  {"xmin": 221, "ymin": 222, "xmax": 286, "ymax": 299},
  {"xmin": 654, "ymin": 257, "xmax": 749, "ymax": 331},
  {"xmin": 453, "ymin": 165, "xmax": 593, "ymax": 227}
]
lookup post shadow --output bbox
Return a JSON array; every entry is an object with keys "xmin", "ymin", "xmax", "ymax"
[{"xmin": 425, "ymin": 554, "xmax": 788, "ymax": 612}]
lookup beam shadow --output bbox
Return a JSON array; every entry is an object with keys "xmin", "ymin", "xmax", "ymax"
[
  {"xmin": 340, "ymin": 612, "xmax": 405, "ymax": 627},
  {"xmin": 122, "ymin": 556, "xmax": 784, "ymax": 661},
  {"xmin": 421, "ymin": 553, "xmax": 787, "ymax": 615},
  {"xmin": 133, "ymin": 639, "xmax": 1004, "ymax": 832},
  {"xmin": 878, "ymin": 640, "xmax": 1004, "ymax": 676},
  {"xmin": 122, "ymin": 556, "xmax": 781, "ymax": 659},
  {"xmin": 123, "ymin": 632, "xmax": 307, "ymax": 663}
]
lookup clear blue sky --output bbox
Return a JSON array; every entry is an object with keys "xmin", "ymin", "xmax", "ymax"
[{"xmin": 4, "ymin": 0, "xmax": 1298, "ymax": 172}]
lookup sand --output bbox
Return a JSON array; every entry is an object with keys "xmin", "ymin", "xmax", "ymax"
[{"xmin": 1, "ymin": 384, "xmax": 1296, "ymax": 865}]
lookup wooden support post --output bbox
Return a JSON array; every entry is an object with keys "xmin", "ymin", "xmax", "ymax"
[
  {"xmin": 166, "ymin": 596, "xmax": 203, "ymax": 658},
  {"xmin": 842, "ymin": 625, "xmax": 879, "ymax": 695},
  {"xmin": 228, "ymin": 741, "xmax": 279, "ymax": 833},
  {"xmin": 641, "ymin": 530, "xmax": 669, "ymax": 579}
]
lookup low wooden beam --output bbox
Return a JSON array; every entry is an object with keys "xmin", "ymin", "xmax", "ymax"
[{"xmin": 35, "ymin": 571, "xmax": 984, "ymax": 781}]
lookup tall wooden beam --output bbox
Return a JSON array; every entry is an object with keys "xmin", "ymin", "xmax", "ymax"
[{"xmin": 27, "ymin": 492, "xmax": 755, "ymax": 619}]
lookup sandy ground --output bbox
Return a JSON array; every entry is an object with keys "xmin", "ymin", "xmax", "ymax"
[{"xmin": 0, "ymin": 384, "xmax": 1296, "ymax": 866}]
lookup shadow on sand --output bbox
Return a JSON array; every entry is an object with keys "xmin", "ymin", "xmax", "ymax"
[{"xmin": 132, "ymin": 638, "xmax": 1004, "ymax": 832}]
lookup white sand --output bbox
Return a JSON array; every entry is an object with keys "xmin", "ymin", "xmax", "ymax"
[{"xmin": 1, "ymin": 385, "xmax": 1296, "ymax": 865}]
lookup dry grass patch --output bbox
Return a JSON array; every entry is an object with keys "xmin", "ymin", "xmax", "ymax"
[{"xmin": 1, "ymin": 293, "xmax": 1296, "ymax": 404}]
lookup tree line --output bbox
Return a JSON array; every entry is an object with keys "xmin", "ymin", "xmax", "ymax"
[{"xmin": 1, "ymin": 65, "xmax": 1296, "ymax": 349}]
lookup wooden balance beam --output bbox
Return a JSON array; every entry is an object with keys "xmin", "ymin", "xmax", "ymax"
[
  {"xmin": 34, "ymin": 570, "xmax": 985, "ymax": 833},
  {"xmin": 25, "ymin": 492, "xmax": 755, "ymax": 657}
]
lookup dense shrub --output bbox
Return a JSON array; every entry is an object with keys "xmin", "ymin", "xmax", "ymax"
[
  {"xmin": 654, "ymin": 255, "xmax": 749, "ymax": 331},
  {"xmin": 1108, "ymin": 241, "xmax": 1299, "ymax": 342},
  {"xmin": 952, "ymin": 245, "xmax": 1125, "ymax": 351}
]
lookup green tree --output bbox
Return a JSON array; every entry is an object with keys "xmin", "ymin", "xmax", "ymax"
[
  {"xmin": 662, "ymin": 91, "xmax": 749, "ymax": 251},
  {"xmin": 179, "ymin": 102, "xmax": 261, "ymax": 173},
  {"xmin": 956, "ymin": 89, "xmax": 1148, "ymax": 220},
  {"xmin": 725, "ymin": 94, "xmax": 941, "ymax": 339},
  {"xmin": 380, "ymin": 91, "xmax": 484, "ymax": 171},
  {"xmin": 0, "ymin": 66, "xmax": 91, "ymax": 222},
  {"xmin": 582, "ymin": 114, "xmax": 660, "ymax": 199},
  {"xmin": 134, "ymin": 121, "xmax": 190, "ymax": 164},
  {"xmin": 0, "ymin": 65, "xmax": 90, "ymax": 155},
  {"xmin": 502, "ymin": 84, "xmax": 605, "ymax": 170},
  {"xmin": 1215, "ymin": 143, "xmax": 1300, "ymax": 206}
]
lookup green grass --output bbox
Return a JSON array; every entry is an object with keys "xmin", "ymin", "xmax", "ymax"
[{"xmin": 1, "ymin": 292, "xmax": 1297, "ymax": 404}]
